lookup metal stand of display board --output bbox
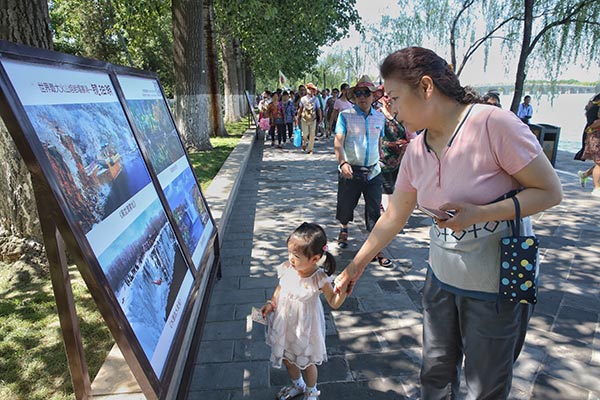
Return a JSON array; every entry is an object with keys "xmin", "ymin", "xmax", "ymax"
[{"xmin": 33, "ymin": 176, "xmax": 93, "ymax": 399}]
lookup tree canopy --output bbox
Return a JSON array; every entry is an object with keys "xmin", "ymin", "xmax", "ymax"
[
  {"xmin": 364, "ymin": 0, "xmax": 600, "ymax": 111},
  {"xmin": 50, "ymin": 0, "xmax": 174, "ymax": 95},
  {"xmin": 214, "ymin": 0, "xmax": 362, "ymax": 83}
]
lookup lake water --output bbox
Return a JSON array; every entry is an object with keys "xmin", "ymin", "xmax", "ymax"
[{"xmin": 497, "ymin": 92, "xmax": 594, "ymax": 154}]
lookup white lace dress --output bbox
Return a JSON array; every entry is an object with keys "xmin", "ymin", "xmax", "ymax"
[{"xmin": 266, "ymin": 262, "xmax": 331, "ymax": 369}]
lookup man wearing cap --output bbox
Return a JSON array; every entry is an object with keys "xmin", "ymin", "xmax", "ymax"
[
  {"xmin": 296, "ymin": 82, "xmax": 322, "ymax": 154},
  {"xmin": 334, "ymin": 75, "xmax": 392, "ymax": 267}
]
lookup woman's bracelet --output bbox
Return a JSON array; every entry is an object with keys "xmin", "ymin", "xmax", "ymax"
[{"xmin": 339, "ymin": 161, "xmax": 349, "ymax": 168}]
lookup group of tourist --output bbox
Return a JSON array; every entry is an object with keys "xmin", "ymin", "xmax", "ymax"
[
  {"xmin": 255, "ymin": 46, "xmax": 567, "ymax": 400},
  {"xmin": 257, "ymin": 83, "xmax": 355, "ymax": 154}
]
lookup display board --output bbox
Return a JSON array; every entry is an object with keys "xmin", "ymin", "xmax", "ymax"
[
  {"xmin": 114, "ymin": 73, "xmax": 214, "ymax": 273},
  {"xmin": 0, "ymin": 41, "xmax": 218, "ymax": 399}
]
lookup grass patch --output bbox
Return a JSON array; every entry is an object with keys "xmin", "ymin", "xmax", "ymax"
[
  {"xmin": 189, "ymin": 121, "xmax": 249, "ymax": 191},
  {"xmin": 0, "ymin": 120, "xmax": 249, "ymax": 399},
  {"xmin": 0, "ymin": 262, "xmax": 113, "ymax": 400}
]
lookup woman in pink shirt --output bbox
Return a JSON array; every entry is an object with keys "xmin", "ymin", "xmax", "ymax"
[{"xmin": 335, "ymin": 47, "xmax": 562, "ymax": 399}]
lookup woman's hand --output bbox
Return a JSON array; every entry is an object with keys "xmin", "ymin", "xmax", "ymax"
[
  {"xmin": 334, "ymin": 262, "xmax": 365, "ymax": 295},
  {"xmin": 435, "ymin": 201, "xmax": 481, "ymax": 233}
]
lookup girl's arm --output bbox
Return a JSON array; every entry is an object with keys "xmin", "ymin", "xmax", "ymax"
[
  {"xmin": 321, "ymin": 281, "xmax": 346, "ymax": 309},
  {"xmin": 260, "ymin": 284, "xmax": 281, "ymax": 317}
]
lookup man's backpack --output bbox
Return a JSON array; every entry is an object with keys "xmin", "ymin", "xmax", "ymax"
[{"xmin": 301, "ymin": 98, "xmax": 316, "ymax": 122}]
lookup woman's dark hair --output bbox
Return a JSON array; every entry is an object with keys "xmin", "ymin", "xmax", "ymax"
[
  {"xmin": 585, "ymin": 93, "xmax": 600, "ymax": 126},
  {"xmin": 380, "ymin": 47, "xmax": 480, "ymax": 104},
  {"xmin": 287, "ymin": 222, "xmax": 336, "ymax": 276}
]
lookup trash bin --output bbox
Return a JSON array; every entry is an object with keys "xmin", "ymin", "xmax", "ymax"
[
  {"xmin": 528, "ymin": 124, "xmax": 545, "ymax": 147},
  {"xmin": 538, "ymin": 123, "xmax": 561, "ymax": 167}
]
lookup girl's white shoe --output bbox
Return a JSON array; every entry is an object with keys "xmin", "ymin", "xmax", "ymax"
[{"xmin": 303, "ymin": 389, "xmax": 320, "ymax": 399}]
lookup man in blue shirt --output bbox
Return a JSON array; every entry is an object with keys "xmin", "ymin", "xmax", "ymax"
[
  {"xmin": 517, "ymin": 95, "xmax": 533, "ymax": 124},
  {"xmin": 334, "ymin": 75, "xmax": 392, "ymax": 267}
]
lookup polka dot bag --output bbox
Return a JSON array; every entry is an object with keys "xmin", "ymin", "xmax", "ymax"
[{"xmin": 499, "ymin": 196, "xmax": 538, "ymax": 304}]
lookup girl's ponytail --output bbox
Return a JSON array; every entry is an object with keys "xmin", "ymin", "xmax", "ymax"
[{"xmin": 322, "ymin": 251, "xmax": 337, "ymax": 276}]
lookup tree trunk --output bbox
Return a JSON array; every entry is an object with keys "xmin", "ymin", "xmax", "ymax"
[
  {"xmin": 0, "ymin": 0, "xmax": 52, "ymax": 245},
  {"xmin": 244, "ymin": 61, "xmax": 255, "ymax": 95},
  {"xmin": 510, "ymin": 0, "xmax": 534, "ymax": 113},
  {"xmin": 172, "ymin": 0, "xmax": 214, "ymax": 150},
  {"xmin": 221, "ymin": 32, "xmax": 242, "ymax": 123},
  {"xmin": 203, "ymin": 0, "xmax": 227, "ymax": 137},
  {"xmin": 236, "ymin": 40, "xmax": 248, "ymax": 116}
]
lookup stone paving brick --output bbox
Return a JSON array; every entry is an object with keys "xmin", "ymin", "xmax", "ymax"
[
  {"xmin": 347, "ymin": 349, "xmax": 421, "ymax": 380},
  {"xmin": 209, "ymin": 288, "xmax": 266, "ymax": 305},
  {"xmin": 377, "ymin": 325, "xmax": 423, "ymax": 351},
  {"xmin": 233, "ymin": 339, "xmax": 271, "ymax": 362},
  {"xmin": 202, "ymin": 320, "xmax": 252, "ymax": 341},
  {"xmin": 218, "ymin": 255, "xmax": 246, "ymax": 267},
  {"xmin": 228, "ymin": 387, "xmax": 278, "ymax": 399},
  {"xmin": 206, "ymin": 303, "xmax": 236, "ymax": 322},
  {"xmin": 332, "ymin": 310, "xmax": 410, "ymax": 334},
  {"xmin": 186, "ymin": 390, "xmax": 232, "ymax": 400},
  {"xmin": 219, "ymin": 265, "xmax": 252, "ymax": 278},
  {"xmin": 511, "ymin": 345, "xmax": 546, "ymax": 395},
  {"xmin": 542, "ymin": 356, "xmax": 600, "ymax": 392},
  {"xmin": 327, "ymin": 330, "xmax": 385, "ymax": 355},
  {"xmin": 552, "ymin": 305, "xmax": 599, "ymax": 342},
  {"xmin": 188, "ymin": 361, "xmax": 270, "ymax": 391},
  {"xmin": 359, "ymin": 291, "xmax": 418, "ymax": 314},
  {"xmin": 196, "ymin": 340, "xmax": 234, "ymax": 363},
  {"xmin": 531, "ymin": 373, "xmax": 592, "ymax": 400},
  {"xmin": 211, "ymin": 276, "xmax": 240, "ymax": 291},
  {"xmin": 319, "ymin": 379, "xmax": 411, "ymax": 399},
  {"xmin": 239, "ymin": 275, "xmax": 278, "ymax": 290},
  {"xmin": 563, "ymin": 291, "xmax": 600, "ymax": 313},
  {"xmin": 526, "ymin": 328, "xmax": 593, "ymax": 363}
]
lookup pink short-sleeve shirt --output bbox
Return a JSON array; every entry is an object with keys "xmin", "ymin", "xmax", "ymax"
[{"xmin": 396, "ymin": 104, "xmax": 542, "ymax": 208}]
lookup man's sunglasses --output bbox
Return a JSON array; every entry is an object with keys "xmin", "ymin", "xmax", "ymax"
[{"xmin": 353, "ymin": 89, "xmax": 372, "ymax": 98}]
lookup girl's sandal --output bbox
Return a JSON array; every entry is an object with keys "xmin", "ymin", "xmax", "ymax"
[
  {"xmin": 277, "ymin": 384, "xmax": 305, "ymax": 400},
  {"xmin": 337, "ymin": 228, "xmax": 348, "ymax": 249}
]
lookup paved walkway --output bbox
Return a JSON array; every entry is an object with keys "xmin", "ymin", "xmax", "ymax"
[{"xmin": 184, "ymin": 132, "xmax": 600, "ymax": 399}]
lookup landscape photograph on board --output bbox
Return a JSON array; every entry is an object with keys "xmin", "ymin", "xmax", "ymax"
[
  {"xmin": 95, "ymin": 193, "xmax": 193, "ymax": 376},
  {"xmin": 0, "ymin": 59, "xmax": 195, "ymax": 377},
  {"xmin": 117, "ymin": 74, "xmax": 214, "ymax": 269}
]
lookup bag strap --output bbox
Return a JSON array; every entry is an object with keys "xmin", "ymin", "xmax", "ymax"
[{"xmin": 510, "ymin": 196, "xmax": 521, "ymax": 236}]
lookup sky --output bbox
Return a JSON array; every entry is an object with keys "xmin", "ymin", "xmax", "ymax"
[{"xmin": 321, "ymin": 0, "xmax": 600, "ymax": 86}]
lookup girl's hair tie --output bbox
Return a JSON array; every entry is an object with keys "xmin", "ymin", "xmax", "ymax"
[{"xmin": 323, "ymin": 244, "xmax": 328, "ymax": 252}]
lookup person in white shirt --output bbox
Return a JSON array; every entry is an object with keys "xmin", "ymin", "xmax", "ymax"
[
  {"xmin": 295, "ymin": 83, "xmax": 322, "ymax": 154},
  {"xmin": 517, "ymin": 95, "xmax": 533, "ymax": 124}
]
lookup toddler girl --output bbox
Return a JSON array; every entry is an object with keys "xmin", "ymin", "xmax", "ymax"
[{"xmin": 261, "ymin": 222, "xmax": 346, "ymax": 400}]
